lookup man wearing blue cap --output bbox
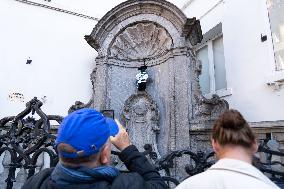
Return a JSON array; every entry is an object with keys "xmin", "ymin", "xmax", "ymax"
[{"xmin": 22, "ymin": 108, "xmax": 167, "ymax": 189}]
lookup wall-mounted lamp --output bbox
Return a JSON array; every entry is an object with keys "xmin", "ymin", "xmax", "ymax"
[{"xmin": 26, "ymin": 57, "xmax": 32, "ymax": 64}]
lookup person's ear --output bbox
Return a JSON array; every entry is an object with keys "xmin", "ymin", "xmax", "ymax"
[
  {"xmin": 100, "ymin": 143, "xmax": 111, "ymax": 165},
  {"xmin": 251, "ymin": 139, "xmax": 258, "ymax": 154},
  {"xmin": 211, "ymin": 139, "xmax": 220, "ymax": 153}
]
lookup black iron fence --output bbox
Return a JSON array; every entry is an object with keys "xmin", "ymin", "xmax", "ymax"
[
  {"xmin": 1, "ymin": 98, "xmax": 284, "ymax": 188},
  {"xmin": 0, "ymin": 97, "xmax": 62, "ymax": 189},
  {"xmin": 255, "ymin": 141, "xmax": 284, "ymax": 188}
]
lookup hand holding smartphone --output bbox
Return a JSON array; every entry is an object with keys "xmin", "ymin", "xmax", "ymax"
[{"xmin": 110, "ymin": 119, "xmax": 130, "ymax": 151}]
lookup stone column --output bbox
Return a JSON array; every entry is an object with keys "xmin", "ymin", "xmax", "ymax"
[{"xmin": 91, "ymin": 57, "xmax": 108, "ymax": 110}]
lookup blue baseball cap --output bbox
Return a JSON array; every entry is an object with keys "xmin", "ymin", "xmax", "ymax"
[{"xmin": 55, "ymin": 108, "xmax": 119, "ymax": 158}]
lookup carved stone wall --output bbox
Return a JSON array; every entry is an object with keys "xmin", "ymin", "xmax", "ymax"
[
  {"xmin": 189, "ymin": 120, "xmax": 284, "ymax": 155},
  {"xmin": 110, "ymin": 23, "xmax": 173, "ymax": 61},
  {"xmin": 122, "ymin": 92, "xmax": 160, "ymax": 155},
  {"xmin": 85, "ymin": 0, "xmax": 226, "ymax": 179}
]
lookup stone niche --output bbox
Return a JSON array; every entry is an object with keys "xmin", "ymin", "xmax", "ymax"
[{"xmin": 85, "ymin": 0, "xmax": 228, "ymax": 178}]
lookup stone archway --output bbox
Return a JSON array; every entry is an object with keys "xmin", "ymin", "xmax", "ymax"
[{"xmin": 85, "ymin": 0, "xmax": 227, "ymax": 178}]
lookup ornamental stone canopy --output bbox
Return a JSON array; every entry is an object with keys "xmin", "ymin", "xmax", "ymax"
[{"xmin": 85, "ymin": 0, "xmax": 228, "ymax": 179}]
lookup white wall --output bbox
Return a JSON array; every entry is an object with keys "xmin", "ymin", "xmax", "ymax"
[
  {"xmin": 30, "ymin": 0, "xmax": 128, "ymax": 18},
  {"xmin": 0, "ymin": 0, "xmax": 97, "ymax": 117},
  {"xmin": 183, "ymin": 0, "xmax": 224, "ymax": 33},
  {"xmin": 184, "ymin": 0, "xmax": 284, "ymax": 122}
]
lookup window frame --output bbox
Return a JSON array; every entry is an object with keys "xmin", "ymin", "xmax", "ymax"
[
  {"xmin": 195, "ymin": 34, "xmax": 232, "ymax": 98},
  {"xmin": 266, "ymin": 0, "xmax": 284, "ymax": 71},
  {"xmin": 263, "ymin": 0, "xmax": 284, "ymax": 87}
]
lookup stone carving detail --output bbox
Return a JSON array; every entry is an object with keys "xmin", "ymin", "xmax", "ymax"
[
  {"xmin": 182, "ymin": 18, "xmax": 203, "ymax": 46},
  {"xmin": 122, "ymin": 92, "xmax": 160, "ymax": 155},
  {"xmin": 85, "ymin": 35, "xmax": 100, "ymax": 50},
  {"xmin": 85, "ymin": 0, "xmax": 223, "ymax": 180},
  {"xmin": 201, "ymin": 94, "xmax": 229, "ymax": 116},
  {"xmin": 110, "ymin": 23, "xmax": 173, "ymax": 60},
  {"xmin": 68, "ymin": 99, "xmax": 94, "ymax": 114},
  {"xmin": 190, "ymin": 57, "xmax": 229, "ymax": 125},
  {"xmin": 195, "ymin": 94, "xmax": 229, "ymax": 121}
]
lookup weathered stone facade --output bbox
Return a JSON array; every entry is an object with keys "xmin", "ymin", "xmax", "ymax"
[
  {"xmin": 189, "ymin": 120, "xmax": 284, "ymax": 158},
  {"xmin": 85, "ymin": 0, "xmax": 228, "ymax": 179}
]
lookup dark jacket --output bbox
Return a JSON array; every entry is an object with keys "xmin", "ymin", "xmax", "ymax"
[{"xmin": 22, "ymin": 145, "xmax": 167, "ymax": 189}]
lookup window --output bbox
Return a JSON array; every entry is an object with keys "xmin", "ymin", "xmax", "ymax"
[
  {"xmin": 196, "ymin": 35, "xmax": 229, "ymax": 98},
  {"xmin": 267, "ymin": 0, "xmax": 284, "ymax": 71}
]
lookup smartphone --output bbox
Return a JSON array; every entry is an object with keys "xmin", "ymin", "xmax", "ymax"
[{"xmin": 101, "ymin": 110, "xmax": 114, "ymax": 119}]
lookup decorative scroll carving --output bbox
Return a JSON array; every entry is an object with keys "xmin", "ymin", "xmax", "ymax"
[
  {"xmin": 190, "ymin": 55, "xmax": 229, "ymax": 126},
  {"xmin": 98, "ymin": 47, "xmax": 190, "ymax": 68},
  {"xmin": 122, "ymin": 92, "xmax": 160, "ymax": 155},
  {"xmin": 86, "ymin": 0, "xmax": 188, "ymax": 55},
  {"xmin": 182, "ymin": 18, "xmax": 203, "ymax": 45},
  {"xmin": 68, "ymin": 99, "xmax": 94, "ymax": 114},
  {"xmin": 200, "ymin": 94, "xmax": 229, "ymax": 117},
  {"xmin": 192, "ymin": 94, "xmax": 229, "ymax": 126},
  {"xmin": 110, "ymin": 23, "xmax": 173, "ymax": 60},
  {"xmin": 84, "ymin": 35, "xmax": 100, "ymax": 50}
]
